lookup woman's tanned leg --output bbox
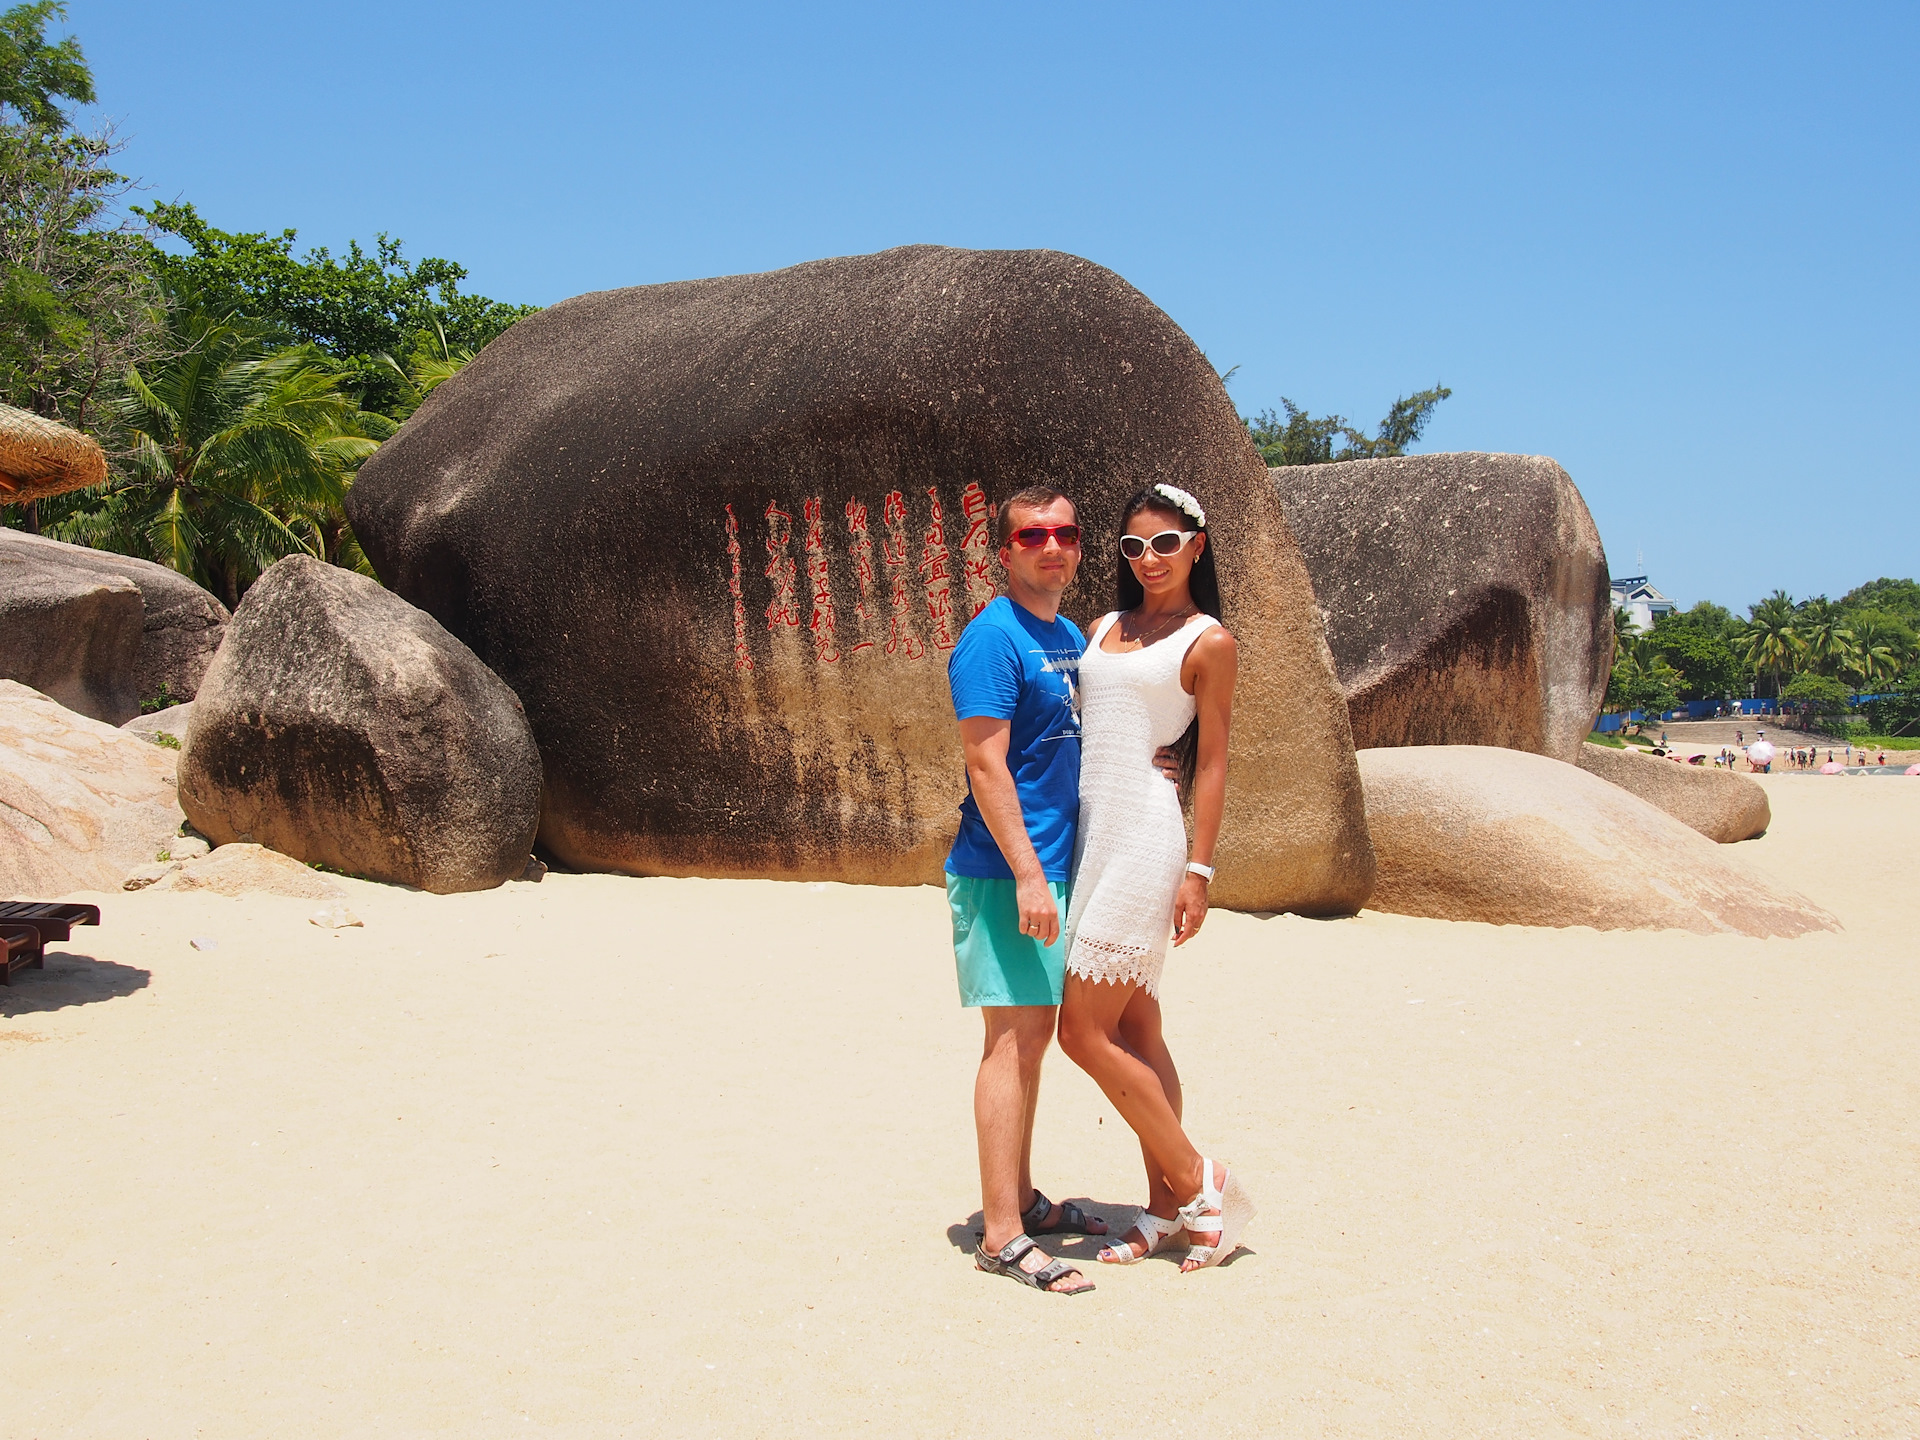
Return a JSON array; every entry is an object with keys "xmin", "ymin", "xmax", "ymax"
[
  {"xmin": 1059, "ymin": 975, "xmax": 1204, "ymax": 1202},
  {"xmin": 1117, "ymin": 989, "xmax": 1184, "ymax": 1217}
]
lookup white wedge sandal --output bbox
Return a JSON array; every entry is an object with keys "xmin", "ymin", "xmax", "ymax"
[
  {"xmin": 1177, "ymin": 1159, "xmax": 1254, "ymax": 1271},
  {"xmin": 1096, "ymin": 1209, "xmax": 1184, "ymax": 1265}
]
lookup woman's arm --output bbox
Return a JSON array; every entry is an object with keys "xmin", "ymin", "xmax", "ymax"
[{"xmin": 1173, "ymin": 626, "xmax": 1238, "ymax": 946}]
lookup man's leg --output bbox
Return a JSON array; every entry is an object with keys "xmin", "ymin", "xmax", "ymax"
[{"xmin": 976, "ymin": 1004, "xmax": 1056, "ymax": 1256}]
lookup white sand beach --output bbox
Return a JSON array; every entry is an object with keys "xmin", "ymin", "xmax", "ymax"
[{"xmin": 4, "ymin": 773, "xmax": 1917, "ymax": 1437}]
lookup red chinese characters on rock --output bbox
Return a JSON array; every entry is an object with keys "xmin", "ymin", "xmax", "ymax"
[
  {"xmin": 763, "ymin": 500, "xmax": 801, "ymax": 633},
  {"xmin": 842, "ymin": 497, "xmax": 878, "ymax": 656},
  {"xmin": 725, "ymin": 504, "xmax": 752, "ymax": 672},
  {"xmin": 881, "ymin": 490, "xmax": 924, "ymax": 659},
  {"xmin": 957, "ymin": 481, "xmax": 998, "ymax": 618},
  {"xmin": 920, "ymin": 485, "xmax": 957, "ymax": 651},
  {"xmin": 802, "ymin": 497, "xmax": 839, "ymax": 663}
]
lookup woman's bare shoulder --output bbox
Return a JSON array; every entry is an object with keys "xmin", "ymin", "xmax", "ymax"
[{"xmin": 1191, "ymin": 620, "xmax": 1238, "ymax": 658}]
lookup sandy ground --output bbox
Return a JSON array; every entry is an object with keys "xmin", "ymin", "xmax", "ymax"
[{"xmin": 4, "ymin": 775, "xmax": 1918, "ymax": 1437}]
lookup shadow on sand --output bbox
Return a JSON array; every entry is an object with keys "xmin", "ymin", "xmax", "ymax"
[
  {"xmin": 945, "ymin": 1202, "xmax": 1253, "ymax": 1269},
  {"xmin": 2, "ymin": 949, "xmax": 150, "ymax": 1018}
]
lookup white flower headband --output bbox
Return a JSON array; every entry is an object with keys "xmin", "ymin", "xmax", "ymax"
[{"xmin": 1154, "ymin": 483, "xmax": 1206, "ymax": 528}]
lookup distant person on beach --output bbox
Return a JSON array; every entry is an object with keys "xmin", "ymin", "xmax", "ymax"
[
  {"xmin": 1056, "ymin": 483, "xmax": 1254, "ymax": 1274},
  {"xmin": 945, "ymin": 485, "xmax": 1104, "ymax": 1295},
  {"xmin": 1749, "ymin": 732, "xmax": 1774, "ymax": 773}
]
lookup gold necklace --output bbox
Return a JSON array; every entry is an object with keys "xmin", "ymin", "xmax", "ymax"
[{"xmin": 1122, "ymin": 606, "xmax": 1198, "ymax": 648}]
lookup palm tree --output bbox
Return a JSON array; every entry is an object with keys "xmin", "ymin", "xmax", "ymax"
[
  {"xmin": 1738, "ymin": 591, "xmax": 1800, "ymax": 698},
  {"xmin": 1797, "ymin": 612, "xmax": 1856, "ymax": 679},
  {"xmin": 374, "ymin": 318, "xmax": 474, "ymax": 422},
  {"xmin": 1612, "ymin": 605, "xmax": 1638, "ymax": 665},
  {"xmin": 53, "ymin": 290, "xmax": 385, "ymax": 605},
  {"xmin": 1845, "ymin": 614, "xmax": 1910, "ymax": 686}
]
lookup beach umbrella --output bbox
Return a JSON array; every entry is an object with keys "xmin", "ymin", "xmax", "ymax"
[
  {"xmin": 0, "ymin": 402, "xmax": 107, "ymax": 503},
  {"xmin": 1906, "ymin": 763, "xmax": 1920, "ymax": 777},
  {"xmin": 1819, "ymin": 761, "xmax": 1844, "ymax": 774}
]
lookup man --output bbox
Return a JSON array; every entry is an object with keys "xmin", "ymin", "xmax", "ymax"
[{"xmin": 947, "ymin": 484, "xmax": 1106, "ymax": 1295}]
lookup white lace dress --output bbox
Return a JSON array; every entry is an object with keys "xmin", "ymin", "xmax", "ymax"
[{"xmin": 1064, "ymin": 611, "xmax": 1220, "ymax": 997}]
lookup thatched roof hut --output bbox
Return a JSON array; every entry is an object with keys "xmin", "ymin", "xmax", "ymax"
[{"xmin": 0, "ymin": 402, "xmax": 108, "ymax": 503}]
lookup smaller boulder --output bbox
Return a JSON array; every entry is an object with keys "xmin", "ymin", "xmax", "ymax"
[
  {"xmin": 123, "ymin": 701, "xmax": 194, "ymax": 747},
  {"xmin": 0, "ymin": 556, "xmax": 143, "ymax": 723},
  {"xmin": 0, "ymin": 531, "xmax": 231, "ymax": 708},
  {"xmin": 149, "ymin": 842, "xmax": 344, "ymax": 900},
  {"xmin": 1356, "ymin": 745, "xmax": 1835, "ymax": 938},
  {"xmin": 1575, "ymin": 742, "xmax": 1770, "ymax": 842},
  {"xmin": 179, "ymin": 555, "xmax": 543, "ymax": 894},
  {"xmin": 0, "ymin": 679, "xmax": 185, "ymax": 897}
]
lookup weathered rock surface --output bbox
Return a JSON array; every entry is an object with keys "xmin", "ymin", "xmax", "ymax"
[
  {"xmin": 149, "ymin": 843, "xmax": 345, "ymax": 900},
  {"xmin": 1273, "ymin": 453, "xmax": 1612, "ymax": 764},
  {"xmin": 1575, "ymin": 742, "xmax": 1771, "ymax": 843},
  {"xmin": 1355, "ymin": 746, "xmax": 1835, "ymax": 937},
  {"xmin": 122, "ymin": 701, "xmax": 194, "ymax": 747},
  {"xmin": 0, "ymin": 679, "xmax": 185, "ymax": 897},
  {"xmin": 0, "ymin": 530, "xmax": 231, "ymax": 709},
  {"xmin": 179, "ymin": 555, "xmax": 542, "ymax": 895},
  {"xmin": 0, "ymin": 547, "xmax": 143, "ymax": 723},
  {"xmin": 348, "ymin": 245, "xmax": 1374, "ymax": 914}
]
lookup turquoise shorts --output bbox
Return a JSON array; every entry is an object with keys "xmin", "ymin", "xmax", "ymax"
[{"xmin": 947, "ymin": 873, "xmax": 1071, "ymax": 1008}]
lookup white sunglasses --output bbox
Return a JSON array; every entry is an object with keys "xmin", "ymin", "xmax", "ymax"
[{"xmin": 1119, "ymin": 529, "xmax": 1198, "ymax": 560}]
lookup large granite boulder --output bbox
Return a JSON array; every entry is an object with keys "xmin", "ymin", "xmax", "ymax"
[
  {"xmin": 0, "ymin": 553, "xmax": 142, "ymax": 723},
  {"xmin": 347, "ymin": 245, "xmax": 1374, "ymax": 914},
  {"xmin": 0, "ymin": 679, "xmax": 185, "ymax": 898},
  {"xmin": 1355, "ymin": 745, "xmax": 1834, "ymax": 938},
  {"xmin": 1575, "ymin": 742, "xmax": 1771, "ymax": 843},
  {"xmin": 178, "ymin": 556, "xmax": 542, "ymax": 895},
  {"xmin": 0, "ymin": 530, "xmax": 231, "ymax": 710},
  {"xmin": 1273, "ymin": 453, "xmax": 1612, "ymax": 764}
]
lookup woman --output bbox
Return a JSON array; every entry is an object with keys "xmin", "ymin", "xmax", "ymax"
[{"xmin": 1057, "ymin": 482, "xmax": 1254, "ymax": 1273}]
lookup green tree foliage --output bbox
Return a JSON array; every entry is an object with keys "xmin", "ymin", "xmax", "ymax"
[
  {"xmin": 1780, "ymin": 672, "xmax": 1853, "ymax": 714},
  {"xmin": 1838, "ymin": 577, "xmax": 1920, "ymax": 629},
  {"xmin": 1647, "ymin": 611, "xmax": 1741, "ymax": 699},
  {"xmin": 48, "ymin": 287, "xmax": 387, "ymax": 604},
  {"xmin": 139, "ymin": 200, "xmax": 533, "ymax": 417},
  {"xmin": 0, "ymin": 0, "xmax": 152, "ymax": 451},
  {"xmin": 1843, "ymin": 610, "xmax": 1916, "ymax": 685},
  {"xmin": 1678, "ymin": 599, "xmax": 1739, "ymax": 637},
  {"xmin": 1860, "ymin": 668, "xmax": 1920, "ymax": 737},
  {"xmin": 1738, "ymin": 591, "xmax": 1801, "ymax": 698},
  {"xmin": 372, "ymin": 319, "xmax": 474, "ymax": 422},
  {"xmin": 1248, "ymin": 386, "xmax": 1451, "ymax": 466},
  {"xmin": 1606, "ymin": 634, "xmax": 1682, "ymax": 716},
  {"xmin": 0, "ymin": 1, "xmax": 90, "ymax": 127}
]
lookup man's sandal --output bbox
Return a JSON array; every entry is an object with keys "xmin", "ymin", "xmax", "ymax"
[
  {"xmin": 1177, "ymin": 1159, "xmax": 1255, "ymax": 1271},
  {"xmin": 975, "ymin": 1234, "xmax": 1094, "ymax": 1294},
  {"xmin": 1022, "ymin": 1189, "xmax": 1103, "ymax": 1238},
  {"xmin": 1096, "ymin": 1210, "xmax": 1183, "ymax": 1264}
]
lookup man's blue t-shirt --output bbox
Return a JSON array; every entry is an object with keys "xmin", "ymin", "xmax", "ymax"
[{"xmin": 945, "ymin": 596, "xmax": 1085, "ymax": 882}]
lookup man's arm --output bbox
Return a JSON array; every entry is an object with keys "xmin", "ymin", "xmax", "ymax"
[{"xmin": 958, "ymin": 715, "xmax": 1062, "ymax": 946}]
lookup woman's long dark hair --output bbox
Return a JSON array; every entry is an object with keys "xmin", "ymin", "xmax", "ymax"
[
  {"xmin": 1112, "ymin": 486, "xmax": 1224, "ymax": 798},
  {"xmin": 1113, "ymin": 487, "xmax": 1222, "ymax": 620}
]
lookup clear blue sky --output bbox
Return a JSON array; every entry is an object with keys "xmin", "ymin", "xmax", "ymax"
[{"xmin": 74, "ymin": 1, "xmax": 1917, "ymax": 611}]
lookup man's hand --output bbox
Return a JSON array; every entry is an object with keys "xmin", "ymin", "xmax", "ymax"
[
  {"xmin": 1153, "ymin": 744, "xmax": 1181, "ymax": 790},
  {"xmin": 1016, "ymin": 871, "xmax": 1061, "ymax": 947}
]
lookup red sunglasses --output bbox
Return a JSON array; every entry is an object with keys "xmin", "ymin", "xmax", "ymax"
[{"xmin": 1008, "ymin": 524, "xmax": 1083, "ymax": 549}]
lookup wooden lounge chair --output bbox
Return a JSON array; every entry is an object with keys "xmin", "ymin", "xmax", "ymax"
[{"xmin": 0, "ymin": 902, "xmax": 100, "ymax": 985}]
